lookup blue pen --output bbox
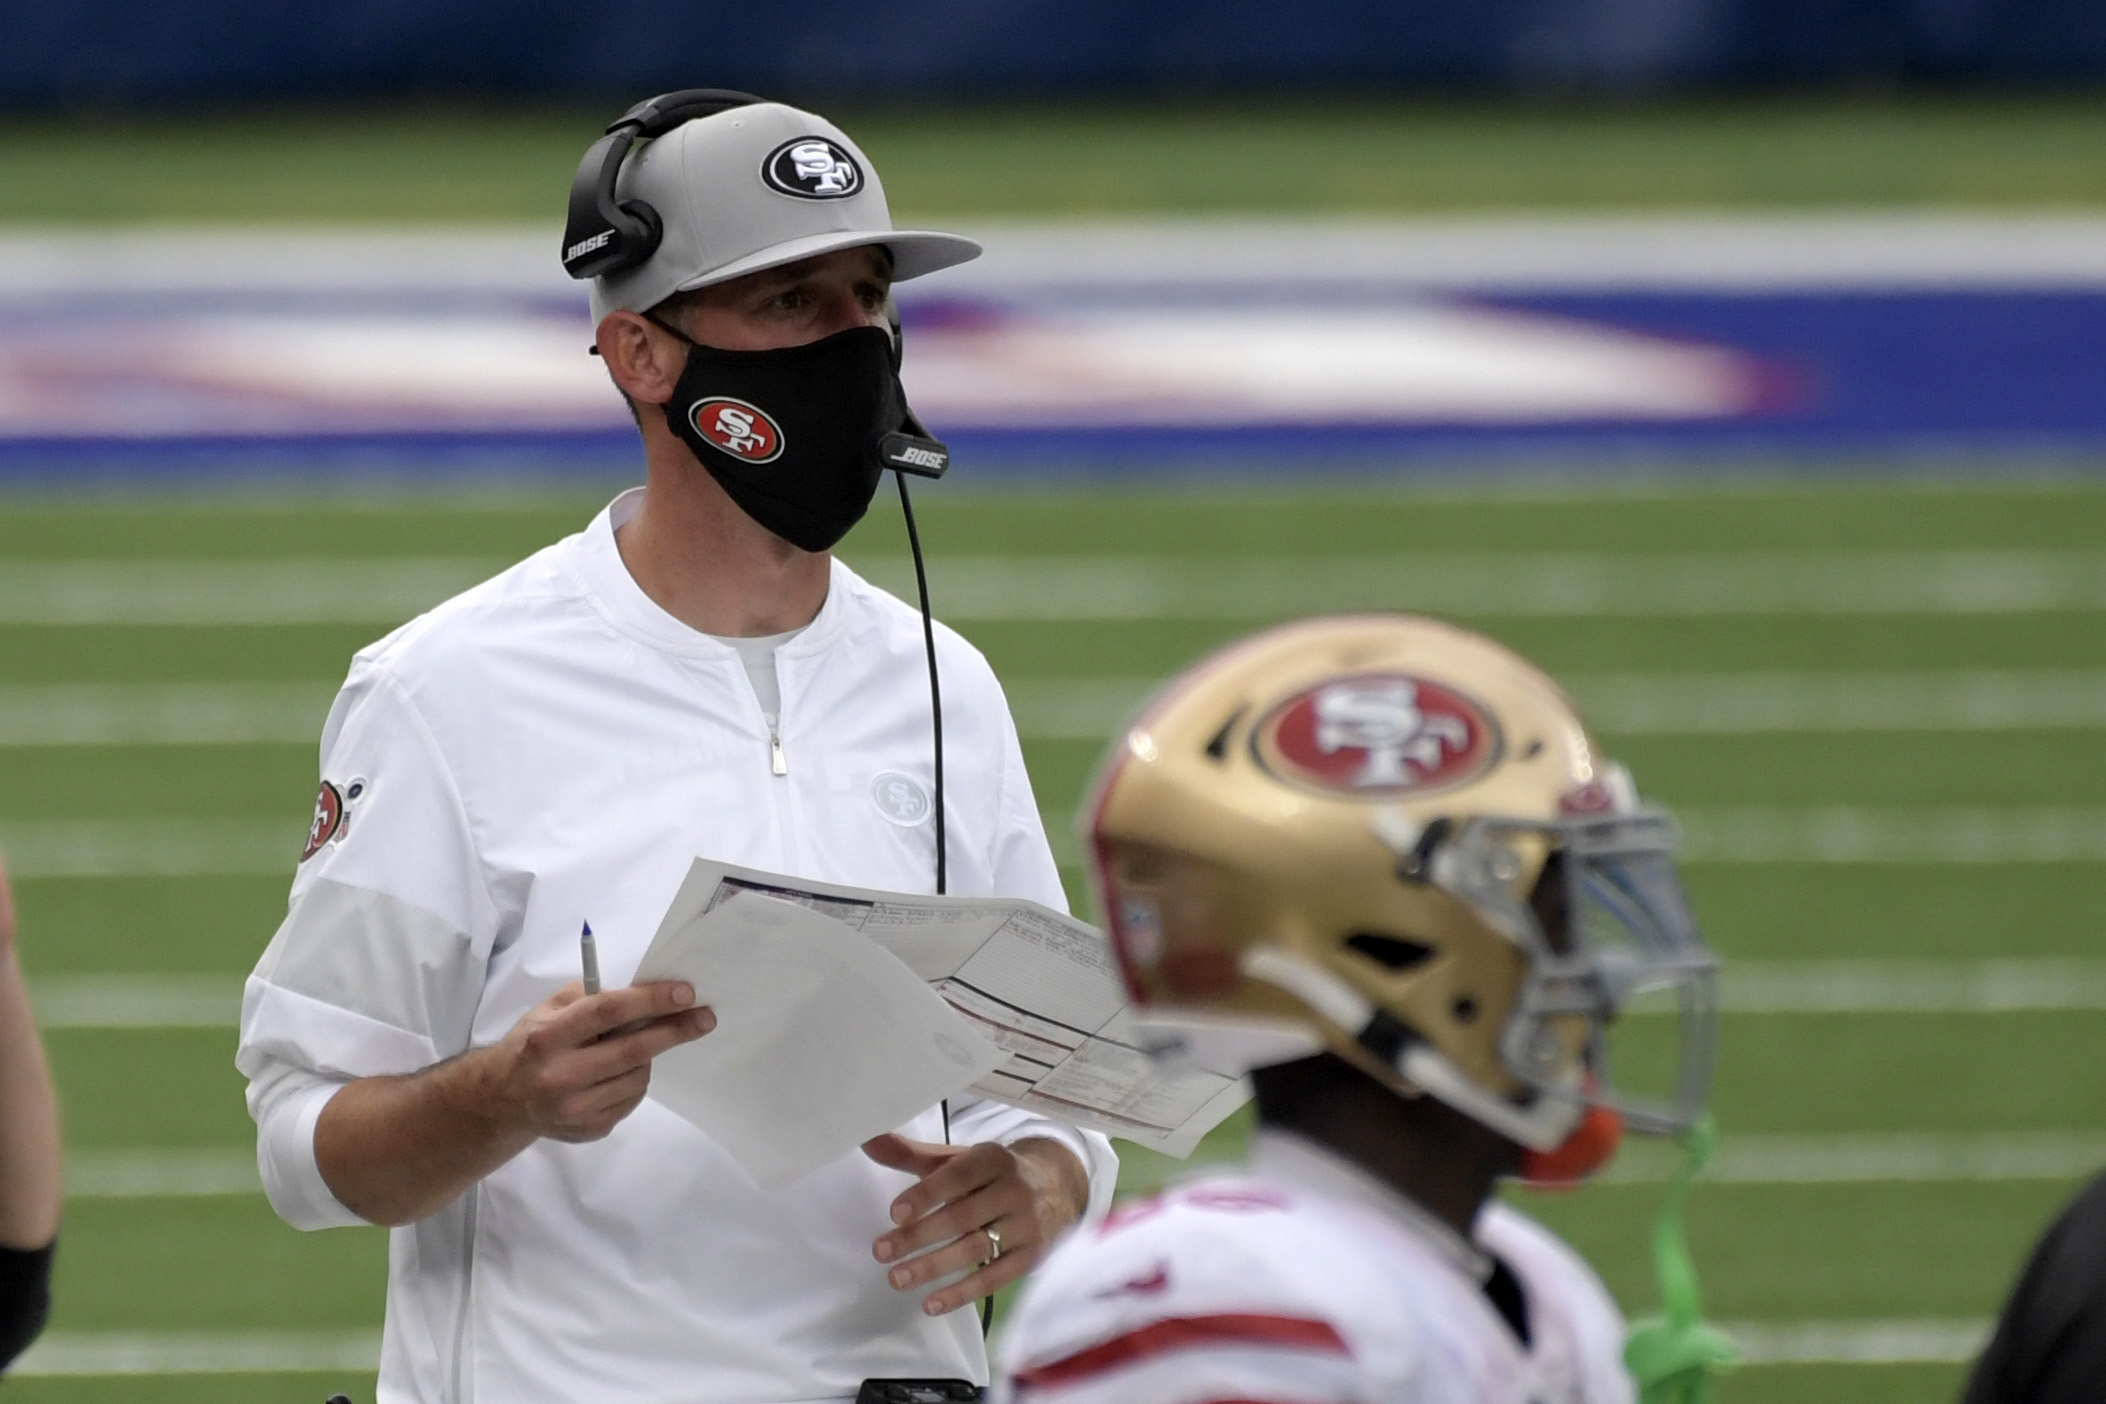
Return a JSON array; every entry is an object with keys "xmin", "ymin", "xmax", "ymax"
[{"xmin": 580, "ymin": 921, "xmax": 601, "ymax": 996}]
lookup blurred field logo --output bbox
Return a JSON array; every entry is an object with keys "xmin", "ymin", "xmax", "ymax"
[
  {"xmin": 301, "ymin": 776, "xmax": 368, "ymax": 861},
  {"xmin": 691, "ymin": 398, "xmax": 784, "ymax": 462},
  {"xmin": 762, "ymin": 138, "xmax": 863, "ymax": 199},
  {"xmin": 1257, "ymin": 676, "xmax": 1497, "ymax": 795}
]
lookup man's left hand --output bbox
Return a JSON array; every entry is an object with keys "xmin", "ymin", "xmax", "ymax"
[{"xmin": 863, "ymin": 1132, "xmax": 1089, "ymax": 1316}]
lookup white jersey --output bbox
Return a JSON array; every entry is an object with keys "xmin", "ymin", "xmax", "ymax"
[
  {"xmin": 237, "ymin": 489, "xmax": 1117, "ymax": 1404},
  {"xmin": 997, "ymin": 1131, "xmax": 1633, "ymax": 1404}
]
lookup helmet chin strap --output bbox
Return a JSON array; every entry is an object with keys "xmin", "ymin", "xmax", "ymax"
[{"xmin": 1238, "ymin": 944, "xmax": 1584, "ymax": 1153}]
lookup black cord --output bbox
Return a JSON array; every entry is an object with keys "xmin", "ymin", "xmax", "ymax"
[
  {"xmin": 899, "ymin": 471, "xmax": 984, "ymax": 1333},
  {"xmin": 895, "ymin": 471, "xmax": 946, "ymax": 896}
]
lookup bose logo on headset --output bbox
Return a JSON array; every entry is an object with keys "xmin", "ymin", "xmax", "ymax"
[{"xmin": 564, "ymin": 229, "xmax": 615, "ymax": 265}]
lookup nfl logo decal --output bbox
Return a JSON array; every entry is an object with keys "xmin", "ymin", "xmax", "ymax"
[
  {"xmin": 690, "ymin": 398, "xmax": 784, "ymax": 463},
  {"xmin": 1255, "ymin": 675, "xmax": 1498, "ymax": 796},
  {"xmin": 760, "ymin": 137, "xmax": 863, "ymax": 199}
]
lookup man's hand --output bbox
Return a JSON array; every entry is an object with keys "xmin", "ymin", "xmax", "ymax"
[
  {"xmin": 863, "ymin": 1132, "xmax": 1090, "ymax": 1316},
  {"xmin": 315, "ymin": 980, "xmax": 714, "ymax": 1225},
  {"xmin": 484, "ymin": 980, "xmax": 715, "ymax": 1143}
]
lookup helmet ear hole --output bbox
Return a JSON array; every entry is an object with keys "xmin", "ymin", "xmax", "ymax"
[{"xmin": 1344, "ymin": 931, "xmax": 1435, "ymax": 972}]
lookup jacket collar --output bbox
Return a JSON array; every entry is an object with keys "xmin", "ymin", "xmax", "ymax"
[{"xmin": 566, "ymin": 487, "xmax": 852, "ymax": 662}]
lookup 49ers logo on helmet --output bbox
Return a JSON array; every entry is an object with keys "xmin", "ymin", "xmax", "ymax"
[
  {"xmin": 1255, "ymin": 674, "xmax": 1498, "ymax": 796},
  {"xmin": 690, "ymin": 398, "xmax": 784, "ymax": 464}
]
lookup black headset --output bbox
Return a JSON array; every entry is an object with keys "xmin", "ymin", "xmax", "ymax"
[{"xmin": 560, "ymin": 89, "xmax": 764, "ymax": 281}]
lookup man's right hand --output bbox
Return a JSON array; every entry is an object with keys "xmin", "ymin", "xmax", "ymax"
[
  {"xmin": 490, "ymin": 981, "xmax": 715, "ymax": 1143},
  {"xmin": 314, "ymin": 980, "xmax": 714, "ymax": 1225}
]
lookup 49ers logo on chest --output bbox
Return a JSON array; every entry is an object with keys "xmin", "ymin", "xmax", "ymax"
[
  {"xmin": 1255, "ymin": 674, "xmax": 1499, "ymax": 796},
  {"xmin": 690, "ymin": 398, "xmax": 784, "ymax": 464}
]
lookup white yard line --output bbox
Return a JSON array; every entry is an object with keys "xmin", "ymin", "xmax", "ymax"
[
  {"xmin": 66, "ymin": 1148, "xmax": 259, "ymax": 1197},
  {"xmin": 30, "ymin": 974, "xmax": 241, "ymax": 1028},
  {"xmin": 1721, "ymin": 1319, "xmax": 1990, "ymax": 1367},
  {"xmin": 12, "ymin": 1330, "xmax": 383, "ymax": 1377},
  {"xmin": 2, "ymin": 669, "xmax": 2104, "ymax": 746},
  {"xmin": 73, "ymin": 1128, "xmax": 2100, "ymax": 1206},
  {"xmin": 2, "ymin": 1319, "xmax": 1992, "ymax": 1374},
  {"xmin": 31, "ymin": 959, "xmax": 2106, "ymax": 1032},
  {"xmin": 0, "ymin": 559, "xmax": 502, "ymax": 625},
  {"xmin": 8, "ymin": 551, "xmax": 2106, "ymax": 626},
  {"xmin": 1004, "ymin": 670, "xmax": 2106, "ymax": 740},
  {"xmin": 0, "ymin": 820, "xmax": 300, "ymax": 878},
  {"xmin": 0, "ymin": 682, "xmax": 334, "ymax": 745},
  {"xmin": 1040, "ymin": 805, "xmax": 2106, "ymax": 867},
  {"xmin": 1711, "ymin": 960, "xmax": 2106, "ymax": 1013},
  {"xmin": 1599, "ymin": 1130, "xmax": 2106, "ymax": 1185},
  {"xmin": 10, "ymin": 215, "xmax": 2106, "ymax": 295},
  {"xmin": 854, "ymin": 552, "xmax": 2106, "ymax": 620},
  {"xmin": 1675, "ymin": 807, "xmax": 2106, "ymax": 864}
]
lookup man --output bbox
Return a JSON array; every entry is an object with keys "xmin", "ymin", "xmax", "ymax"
[
  {"xmin": 995, "ymin": 615, "xmax": 1721, "ymax": 1403},
  {"xmin": 0, "ymin": 855, "xmax": 60, "ymax": 1373},
  {"xmin": 237, "ymin": 96, "xmax": 1114, "ymax": 1404}
]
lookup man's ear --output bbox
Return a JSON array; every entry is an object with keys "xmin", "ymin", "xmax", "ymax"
[{"xmin": 595, "ymin": 312, "xmax": 687, "ymax": 406}]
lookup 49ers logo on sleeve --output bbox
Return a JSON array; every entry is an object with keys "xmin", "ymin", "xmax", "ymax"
[
  {"xmin": 301, "ymin": 777, "xmax": 367, "ymax": 862},
  {"xmin": 1254, "ymin": 675, "xmax": 1498, "ymax": 796},
  {"xmin": 690, "ymin": 398, "xmax": 784, "ymax": 463}
]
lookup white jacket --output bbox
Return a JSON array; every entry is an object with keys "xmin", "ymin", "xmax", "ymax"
[{"xmin": 238, "ymin": 490, "xmax": 1117, "ymax": 1404}]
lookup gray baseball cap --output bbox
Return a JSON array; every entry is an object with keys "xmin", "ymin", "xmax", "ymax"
[{"xmin": 589, "ymin": 102, "xmax": 981, "ymax": 323}]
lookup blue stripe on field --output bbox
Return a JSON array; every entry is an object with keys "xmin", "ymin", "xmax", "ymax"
[{"xmin": 1, "ymin": 290, "xmax": 2103, "ymax": 478}]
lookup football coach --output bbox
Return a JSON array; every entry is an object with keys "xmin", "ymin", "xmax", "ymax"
[{"xmin": 237, "ymin": 93, "xmax": 1115, "ymax": 1404}]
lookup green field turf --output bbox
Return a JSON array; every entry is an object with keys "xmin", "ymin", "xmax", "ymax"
[
  {"xmin": 0, "ymin": 93, "xmax": 2102, "ymax": 223},
  {"xmin": 4, "ymin": 475, "xmax": 2106, "ymax": 1401}
]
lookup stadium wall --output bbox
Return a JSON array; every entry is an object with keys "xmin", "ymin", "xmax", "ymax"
[{"xmin": 0, "ymin": 0, "xmax": 2102, "ymax": 108}]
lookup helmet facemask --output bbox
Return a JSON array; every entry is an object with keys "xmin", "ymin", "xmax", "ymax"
[{"xmin": 1399, "ymin": 807, "xmax": 1720, "ymax": 1141}]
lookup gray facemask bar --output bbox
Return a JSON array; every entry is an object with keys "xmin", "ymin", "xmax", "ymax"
[{"xmin": 1422, "ymin": 809, "xmax": 1720, "ymax": 1136}]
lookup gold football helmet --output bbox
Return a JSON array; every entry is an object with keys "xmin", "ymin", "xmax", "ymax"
[{"xmin": 1085, "ymin": 614, "xmax": 1717, "ymax": 1176}]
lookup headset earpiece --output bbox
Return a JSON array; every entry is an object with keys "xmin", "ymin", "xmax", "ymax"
[{"xmin": 559, "ymin": 88, "xmax": 765, "ymax": 283}]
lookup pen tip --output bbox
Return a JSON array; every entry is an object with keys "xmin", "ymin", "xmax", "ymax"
[{"xmin": 582, "ymin": 921, "xmax": 593, "ymax": 937}]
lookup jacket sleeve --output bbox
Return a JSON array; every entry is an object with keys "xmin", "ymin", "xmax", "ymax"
[{"xmin": 236, "ymin": 660, "xmax": 502, "ymax": 1231}]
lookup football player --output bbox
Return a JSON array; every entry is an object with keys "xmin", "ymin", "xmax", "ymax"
[{"xmin": 995, "ymin": 615, "xmax": 1722, "ymax": 1404}]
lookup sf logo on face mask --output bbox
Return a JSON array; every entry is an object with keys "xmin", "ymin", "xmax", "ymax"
[
  {"xmin": 691, "ymin": 398, "xmax": 784, "ymax": 463},
  {"xmin": 761, "ymin": 138, "xmax": 863, "ymax": 199}
]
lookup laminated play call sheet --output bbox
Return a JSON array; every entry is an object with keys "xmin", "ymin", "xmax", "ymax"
[{"xmin": 635, "ymin": 858, "xmax": 1249, "ymax": 1177}]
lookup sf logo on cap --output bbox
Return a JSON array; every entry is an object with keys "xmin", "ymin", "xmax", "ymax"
[
  {"xmin": 691, "ymin": 398, "xmax": 784, "ymax": 463},
  {"xmin": 762, "ymin": 138, "xmax": 863, "ymax": 199}
]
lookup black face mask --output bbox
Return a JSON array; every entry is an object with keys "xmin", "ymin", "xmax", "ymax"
[{"xmin": 654, "ymin": 320, "xmax": 948, "ymax": 553}]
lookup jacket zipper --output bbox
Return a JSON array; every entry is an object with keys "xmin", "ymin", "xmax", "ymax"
[{"xmin": 765, "ymin": 712, "xmax": 787, "ymax": 775}]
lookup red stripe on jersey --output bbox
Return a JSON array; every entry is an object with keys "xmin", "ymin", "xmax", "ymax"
[{"xmin": 1013, "ymin": 1313, "xmax": 1351, "ymax": 1389}]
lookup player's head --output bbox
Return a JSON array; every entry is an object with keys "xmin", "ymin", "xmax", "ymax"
[{"xmin": 1084, "ymin": 615, "xmax": 1718, "ymax": 1185}]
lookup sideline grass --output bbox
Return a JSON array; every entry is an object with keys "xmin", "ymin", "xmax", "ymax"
[
  {"xmin": 0, "ymin": 94, "xmax": 2102, "ymax": 223},
  {"xmin": 3, "ymin": 477, "xmax": 2102, "ymax": 1400}
]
